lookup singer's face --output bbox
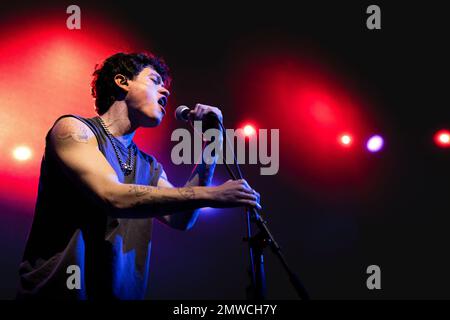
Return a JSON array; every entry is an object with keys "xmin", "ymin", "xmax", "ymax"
[{"xmin": 125, "ymin": 67, "xmax": 170, "ymax": 127}]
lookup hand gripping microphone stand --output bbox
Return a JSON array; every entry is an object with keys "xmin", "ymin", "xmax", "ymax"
[{"xmin": 213, "ymin": 118, "xmax": 309, "ymax": 300}]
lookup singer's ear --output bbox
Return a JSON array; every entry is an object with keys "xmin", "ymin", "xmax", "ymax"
[{"xmin": 114, "ymin": 74, "xmax": 129, "ymax": 91}]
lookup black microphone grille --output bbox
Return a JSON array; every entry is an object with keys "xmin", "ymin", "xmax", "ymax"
[{"xmin": 175, "ymin": 105, "xmax": 190, "ymax": 121}]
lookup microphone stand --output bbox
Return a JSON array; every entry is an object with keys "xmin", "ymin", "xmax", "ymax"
[{"xmin": 214, "ymin": 120, "xmax": 310, "ymax": 300}]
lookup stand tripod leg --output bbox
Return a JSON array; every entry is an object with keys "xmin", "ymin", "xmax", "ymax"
[
  {"xmin": 253, "ymin": 245, "xmax": 266, "ymax": 300},
  {"xmin": 245, "ymin": 209, "xmax": 267, "ymax": 300}
]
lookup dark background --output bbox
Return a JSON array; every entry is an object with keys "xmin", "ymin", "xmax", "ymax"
[{"xmin": 1, "ymin": 1, "xmax": 449, "ymax": 299}]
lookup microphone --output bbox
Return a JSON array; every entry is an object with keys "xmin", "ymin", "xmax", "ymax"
[
  {"xmin": 174, "ymin": 105, "xmax": 191, "ymax": 122},
  {"xmin": 174, "ymin": 105, "xmax": 220, "ymax": 122}
]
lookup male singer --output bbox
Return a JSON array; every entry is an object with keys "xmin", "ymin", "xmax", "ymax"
[{"xmin": 17, "ymin": 52, "xmax": 261, "ymax": 300}]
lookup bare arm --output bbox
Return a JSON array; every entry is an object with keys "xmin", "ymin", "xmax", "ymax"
[
  {"xmin": 49, "ymin": 117, "xmax": 259, "ymax": 219},
  {"xmin": 155, "ymin": 165, "xmax": 212, "ymax": 230}
]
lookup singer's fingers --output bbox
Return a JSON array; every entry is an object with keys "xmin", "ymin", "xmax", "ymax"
[
  {"xmin": 198, "ymin": 107, "xmax": 207, "ymax": 120},
  {"xmin": 239, "ymin": 185, "xmax": 254, "ymax": 194},
  {"xmin": 191, "ymin": 104, "xmax": 204, "ymax": 120},
  {"xmin": 254, "ymin": 191, "xmax": 261, "ymax": 206},
  {"xmin": 196, "ymin": 104, "xmax": 207, "ymax": 117},
  {"xmin": 194, "ymin": 103, "xmax": 203, "ymax": 116},
  {"xmin": 237, "ymin": 191, "xmax": 258, "ymax": 201},
  {"xmin": 240, "ymin": 179, "xmax": 252, "ymax": 190},
  {"xmin": 241, "ymin": 200, "xmax": 262, "ymax": 210},
  {"xmin": 188, "ymin": 110, "xmax": 198, "ymax": 121},
  {"xmin": 195, "ymin": 103, "xmax": 210, "ymax": 110},
  {"xmin": 191, "ymin": 103, "xmax": 224, "ymax": 122}
]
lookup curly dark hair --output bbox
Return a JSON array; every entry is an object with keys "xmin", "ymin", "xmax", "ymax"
[{"xmin": 91, "ymin": 52, "xmax": 171, "ymax": 115}]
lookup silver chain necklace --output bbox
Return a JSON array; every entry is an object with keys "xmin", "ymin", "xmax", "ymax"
[{"xmin": 97, "ymin": 116, "xmax": 136, "ymax": 176}]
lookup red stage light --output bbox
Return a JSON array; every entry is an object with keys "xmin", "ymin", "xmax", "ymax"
[
  {"xmin": 339, "ymin": 134, "xmax": 353, "ymax": 147},
  {"xmin": 243, "ymin": 124, "xmax": 256, "ymax": 137},
  {"xmin": 434, "ymin": 130, "xmax": 450, "ymax": 148},
  {"xmin": 12, "ymin": 146, "xmax": 32, "ymax": 161}
]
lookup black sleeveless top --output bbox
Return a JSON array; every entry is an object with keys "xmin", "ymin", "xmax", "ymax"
[{"xmin": 17, "ymin": 115, "xmax": 163, "ymax": 300}]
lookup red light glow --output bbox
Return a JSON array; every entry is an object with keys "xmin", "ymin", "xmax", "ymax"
[
  {"xmin": 13, "ymin": 146, "xmax": 32, "ymax": 161},
  {"xmin": 434, "ymin": 130, "xmax": 450, "ymax": 148},
  {"xmin": 243, "ymin": 124, "xmax": 256, "ymax": 136},
  {"xmin": 339, "ymin": 134, "xmax": 353, "ymax": 147}
]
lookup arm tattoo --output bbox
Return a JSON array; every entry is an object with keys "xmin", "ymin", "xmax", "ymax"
[
  {"xmin": 129, "ymin": 185, "xmax": 150, "ymax": 197},
  {"xmin": 177, "ymin": 187, "xmax": 195, "ymax": 200},
  {"xmin": 128, "ymin": 185, "xmax": 160, "ymax": 197},
  {"xmin": 128, "ymin": 185, "xmax": 161, "ymax": 207},
  {"xmin": 56, "ymin": 122, "xmax": 89, "ymax": 143},
  {"xmin": 127, "ymin": 183, "xmax": 195, "ymax": 211}
]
